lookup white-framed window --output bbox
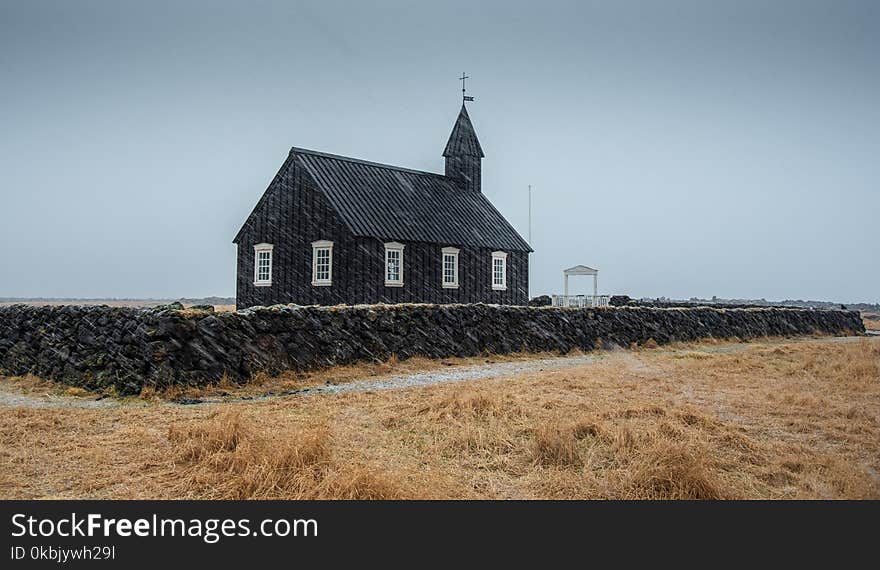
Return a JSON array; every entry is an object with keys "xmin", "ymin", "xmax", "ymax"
[
  {"xmin": 253, "ymin": 243, "xmax": 274, "ymax": 286},
  {"xmin": 311, "ymin": 240, "xmax": 333, "ymax": 286},
  {"xmin": 442, "ymin": 247, "xmax": 459, "ymax": 288},
  {"xmin": 384, "ymin": 242, "xmax": 404, "ymax": 287},
  {"xmin": 491, "ymin": 251, "xmax": 507, "ymax": 291}
]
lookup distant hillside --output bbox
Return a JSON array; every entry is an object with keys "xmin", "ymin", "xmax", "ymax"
[{"xmin": 0, "ymin": 297, "xmax": 236, "ymax": 307}]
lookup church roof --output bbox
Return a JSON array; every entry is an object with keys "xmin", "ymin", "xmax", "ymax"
[
  {"xmin": 291, "ymin": 147, "xmax": 530, "ymax": 252},
  {"xmin": 442, "ymin": 104, "xmax": 484, "ymax": 158}
]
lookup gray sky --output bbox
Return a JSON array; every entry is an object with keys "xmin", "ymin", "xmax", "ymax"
[{"xmin": 1, "ymin": 0, "xmax": 878, "ymax": 302}]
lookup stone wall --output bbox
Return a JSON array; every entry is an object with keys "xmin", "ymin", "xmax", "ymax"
[
  {"xmin": 607, "ymin": 295, "xmax": 854, "ymax": 310},
  {"xmin": 609, "ymin": 295, "xmax": 777, "ymax": 309},
  {"xmin": 0, "ymin": 303, "xmax": 865, "ymax": 395}
]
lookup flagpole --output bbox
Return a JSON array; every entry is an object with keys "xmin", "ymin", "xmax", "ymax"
[{"xmin": 528, "ymin": 184, "xmax": 532, "ymax": 244}]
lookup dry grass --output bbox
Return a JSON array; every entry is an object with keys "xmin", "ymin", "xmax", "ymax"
[
  {"xmin": 165, "ymin": 410, "xmax": 405, "ymax": 499},
  {"xmin": 863, "ymin": 313, "xmax": 880, "ymax": 331},
  {"xmin": 2, "ymin": 373, "xmax": 67, "ymax": 395},
  {"xmin": 1, "ymin": 336, "xmax": 878, "ymax": 500}
]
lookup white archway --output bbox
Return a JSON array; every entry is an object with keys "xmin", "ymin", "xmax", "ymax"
[
  {"xmin": 553, "ymin": 265, "xmax": 607, "ymax": 307},
  {"xmin": 563, "ymin": 265, "xmax": 598, "ymax": 298}
]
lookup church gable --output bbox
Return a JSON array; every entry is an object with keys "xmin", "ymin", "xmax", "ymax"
[{"xmin": 232, "ymin": 152, "xmax": 347, "ymax": 246}]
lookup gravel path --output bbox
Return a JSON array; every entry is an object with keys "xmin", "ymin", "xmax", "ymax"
[
  {"xmin": 0, "ymin": 334, "xmax": 869, "ymax": 409},
  {"xmin": 226, "ymin": 354, "xmax": 600, "ymax": 403},
  {"xmin": 0, "ymin": 389, "xmax": 120, "ymax": 409}
]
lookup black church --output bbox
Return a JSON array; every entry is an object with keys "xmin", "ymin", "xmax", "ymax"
[{"xmin": 233, "ymin": 102, "xmax": 531, "ymax": 309}]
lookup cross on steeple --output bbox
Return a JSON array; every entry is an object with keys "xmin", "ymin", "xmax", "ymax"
[{"xmin": 459, "ymin": 72, "xmax": 474, "ymax": 102}]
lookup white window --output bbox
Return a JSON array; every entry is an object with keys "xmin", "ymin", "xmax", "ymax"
[
  {"xmin": 253, "ymin": 243, "xmax": 274, "ymax": 286},
  {"xmin": 491, "ymin": 251, "xmax": 507, "ymax": 290},
  {"xmin": 311, "ymin": 240, "xmax": 333, "ymax": 286},
  {"xmin": 442, "ymin": 247, "xmax": 459, "ymax": 288},
  {"xmin": 384, "ymin": 242, "xmax": 404, "ymax": 287}
]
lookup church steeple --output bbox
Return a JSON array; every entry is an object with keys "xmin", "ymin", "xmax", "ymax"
[{"xmin": 443, "ymin": 103, "xmax": 484, "ymax": 193}]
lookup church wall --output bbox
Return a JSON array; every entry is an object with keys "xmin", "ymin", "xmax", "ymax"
[
  {"xmin": 236, "ymin": 157, "xmax": 529, "ymax": 308},
  {"xmin": 346, "ymin": 239, "xmax": 527, "ymax": 306}
]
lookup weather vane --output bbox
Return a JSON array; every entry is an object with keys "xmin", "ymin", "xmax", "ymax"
[{"xmin": 459, "ymin": 72, "xmax": 474, "ymax": 102}]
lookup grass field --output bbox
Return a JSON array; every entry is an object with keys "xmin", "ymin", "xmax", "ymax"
[{"xmin": 1, "ymin": 334, "xmax": 878, "ymax": 500}]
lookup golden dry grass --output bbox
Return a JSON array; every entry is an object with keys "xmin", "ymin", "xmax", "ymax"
[
  {"xmin": 1, "ymin": 337, "xmax": 878, "ymax": 500},
  {"xmin": 165, "ymin": 411, "xmax": 403, "ymax": 499},
  {"xmin": 863, "ymin": 313, "xmax": 880, "ymax": 331}
]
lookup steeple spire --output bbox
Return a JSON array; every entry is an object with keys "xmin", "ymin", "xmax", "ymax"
[
  {"xmin": 443, "ymin": 104, "xmax": 484, "ymax": 192},
  {"xmin": 443, "ymin": 104, "xmax": 484, "ymax": 159}
]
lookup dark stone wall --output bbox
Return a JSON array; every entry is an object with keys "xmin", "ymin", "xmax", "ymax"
[
  {"xmin": 235, "ymin": 155, "xmax": 528, "ymax": 309},
  {"xmin": 0, "ymin": 304, "xmax": 864, "ymax": 395},
  {"xmin": 609, "ymin": 296, "xmax": 821, "ymax": 310}
]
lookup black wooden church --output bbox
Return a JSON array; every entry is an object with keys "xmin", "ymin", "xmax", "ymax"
[{"xmin": 233, "ymin": 102, "xmax": 531, "ymax": 309}]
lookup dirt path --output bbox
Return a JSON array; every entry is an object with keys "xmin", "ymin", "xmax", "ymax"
[
  {"xmin": 0, "ymin": 335, "xmax": 866, "ymax": 409},
  {"xmin": 230, "ymin": 354, "xmax": 599, "ymax": 402},
  {"xmin": 0, "ymin": 388, "xmax": 121, "ymax": 409}
]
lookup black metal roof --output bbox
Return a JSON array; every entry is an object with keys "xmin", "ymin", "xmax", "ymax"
[
  {"xmin": 293, "ymin": 147, "xmax": 531, "ymax": 252},
  {"xmin": 443, "ymin": 104, "xmax": 484, "ymax": 158}
]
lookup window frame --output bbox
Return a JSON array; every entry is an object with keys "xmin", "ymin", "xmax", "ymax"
[
  {"xmin": 384, "ymin": 241, "xmax": 405, "ymax": 287},
  {"xmin": 253, "ymin": 243, "xmax": 274, "ymax": 286},
  {"xmin": 491, "ymin": 251, "xmax": 507, "ymax": 291},
  {"xmin": 311, "ymin": 240, "xmax": 334, "ymax": 287},
  {"xmin": 441, "ymin": 246, "xmax": 460, "ymax": 289}
]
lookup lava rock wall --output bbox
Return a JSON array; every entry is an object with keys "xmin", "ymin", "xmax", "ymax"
[{"xmin": 0, "ymin": 303, "xmax": 865, "ymax": 395}]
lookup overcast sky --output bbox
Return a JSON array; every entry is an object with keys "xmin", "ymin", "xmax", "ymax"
[{"xmin": 1, "ymin": 0, "xmax": 877, "ymax": 302}]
